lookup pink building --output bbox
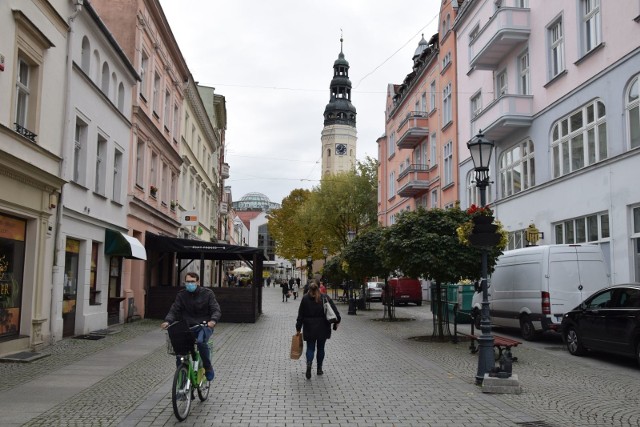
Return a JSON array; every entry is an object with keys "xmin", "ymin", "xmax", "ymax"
[{"xmin": 378, "ymin": 1, "xmax": 463, "ymax": 225}]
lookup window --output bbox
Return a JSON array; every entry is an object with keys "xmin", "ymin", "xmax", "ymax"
[
  {"xmin": 552, "ymin": 100, "xmax": 607, "ymax": 178},
  {"xmin": 421, "ymin": 92, "xmax": 427, "ymax": 112},
  {"xmin": 518, "ymin": 51, "xmax": 530, "ymax": 95},
  {"xmin": 442, "ymin": 52, "xmax": 451, "ymax": 69},
  {"xmin": 443, "ymin": 141, "xmax": 453, "ymax": 185},
  {"xmin": 81, "ymin": 37, "xmax": 91, "ymax": 74},
  {"xmin": 73, "ymin": 118, "xmax": 88, "ymax": 184},
  {"xmin": 431, "ymin": 189, "xmax": 438, "ymax": 208},
  {"xmin": 15, "ymin": 58, "xmax": 31, "ymax": 131},
  {"xmin": 442, "ymin": 83, "xmax": 452, "ymax": 125},
  {"xmin": 581, "ymin": 0, "xmax": 601, "ymax": 54},
  {"xmin": 388, "ymin": 132, "xmax": 395, "ymax": 157},
  {"xmin": 507, "ymin": 230, "xmax": 527, "ymax": 250},
  {"xmin": 153, "ymin": 72, "xmax": 160, "ymax": 113},
  {"xmin": 626, "ymin": 74, "xmax": 640, "ymax": 149},
  {"xmin": 554, "ymin": 212, "xmax": 610, "ymax": 244},
  {"xmin": 469, "ymin": 24, "xmax": 480, "ymax": 42},
  {"xmin": 430, "ymin": 133, "xmax": 437, "ymax": 166},
  {"xmin": 389, "ymin": 171, "xmax": 396, "ymax": 197},
  {"xmin": 548, "ymin": 19, "xmax": 565, "ymax": 79},
  {"xmin": 496, "ymin": 70, "xmax": 507, "ymax": 97},
  {"xmin": 430, "ymin": 81, "xmax": 436, "ymax": 111},
  {"xmin": 150, "ymin": 152, "xmax": 158, "ymax": 192},
  {"xmin": 161, "ymin": 163, "xmax": 168, "ymax": 204},
  {"xmin": 516, "ymin": 0, "xmax": 529, "ymax": 7},
  {"xmin": 164, "ymin": 90, "xmax": 171, "ymax": 130},
  {"xmin": 421, "ymin": 141, "xmax": 428, "ymax": 167},
  {"xmin": 173, "ymin": 104, "xmax": 180, "ymax": 139},
  {"xmin": 135, "ymin": 140, "xmax": 145, "ymax": 187},
  {"xmin": 471, "ymin": 92, "xmax": 482, "ymax": 118},
  {"xmin": 101, "ymin": 62, "xmax": 110, "ymax": 94},
  {"xmin": 140, "ymin": 51, "xmax": 149, "ymax": 99},
  {"xmin": 117, "ymin": 83, "xmax": 125, "ymax": 112},
  {"xmin": 95, "ymin": 134, "xmax": 107, "ymax": 195},
  {"xmin": 500, "ymin": 140, "xmax": 535, "ymax": 197},
  {"xmin": 113, "ymin": 149, "xmax": 122, "ymax": 202}
]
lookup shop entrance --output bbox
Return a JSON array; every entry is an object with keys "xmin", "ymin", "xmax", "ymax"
[
  {"xmin": 0, "ymin": 214, "xmax": 26, "ymax": 339},
  {"xmin": 63, "ymin": 239, "xmax": 80, "ymax": 337},
  {"xmin": 108, "ymin": 257, "xmax": 123, "ymax": 325}
]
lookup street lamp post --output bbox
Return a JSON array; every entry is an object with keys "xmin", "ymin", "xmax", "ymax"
[
  {"xmin": 468, "ymin": 130, "xmax": 495, "ymax": 385},
  {"xmin": 346, "ymin": 230, "xmax": 357, "ymax": 315},
  {"xmin": 306, "ymin": 255, "xmax": 312, "ymax": 283}
]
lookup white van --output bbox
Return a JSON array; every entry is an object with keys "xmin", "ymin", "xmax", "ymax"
[{"xmin": 471, "ymin": 244, "xmax": 610, "ymax": 340}]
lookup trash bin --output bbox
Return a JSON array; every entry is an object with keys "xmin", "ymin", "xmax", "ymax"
[
  {"xmin": 448, "ymin": 283, "xmax": 474, "ymax": 323},
  {"xmin": 357, "ymin": 297, "xmax": 366, "ymax": 310}
]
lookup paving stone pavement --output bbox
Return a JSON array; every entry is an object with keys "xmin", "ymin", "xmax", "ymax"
[{"xmin": 1, "ymin": 287, "xmax": 640, "ymax": 426}]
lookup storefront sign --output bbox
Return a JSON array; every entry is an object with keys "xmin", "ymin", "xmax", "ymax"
[{"xmin": 0, "ymin": 215, "xmax": 26, "ymax": 241}]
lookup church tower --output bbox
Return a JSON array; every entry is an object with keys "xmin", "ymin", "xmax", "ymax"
[{"xmin": 321, "ymin": 37, "xmax": 357, "ymax": 176}]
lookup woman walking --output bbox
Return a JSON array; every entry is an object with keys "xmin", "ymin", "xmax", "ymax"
[{"xmin": 295, "ymin": 280, "xmax": 341, "ymax": 379}]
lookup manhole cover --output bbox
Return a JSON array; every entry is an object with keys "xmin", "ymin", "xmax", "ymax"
[
  {"xmin": 0, "ymin": 351, "xmax": 50, "ymax": 363},
  {"xmin": 73, "ymin": 334, "xmax": 105, "ymax": 340}
]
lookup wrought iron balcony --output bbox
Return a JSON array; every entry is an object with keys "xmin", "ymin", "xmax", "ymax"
[
  {"xmin": 397, "ymin": 164, "xmax": 430, "ymax": 197},
  {"xmin": 396, "ymin": 112, "xmax": 429, "ymax": 149},
  {"xmin": 14, "ymin": 123, "xmax": 37, "ymax": 142},
  {"xmin": 469, "ymin": 7, "xmax": 530, "ymax": 70},
  {"xmin": 471, "ymin": 94, "xmax": 533, "ymax": 140}
]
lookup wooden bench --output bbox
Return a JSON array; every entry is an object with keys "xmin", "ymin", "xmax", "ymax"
[{"xmin": 458, "ymin": 332, "xmax": 521, "ymax": 362}]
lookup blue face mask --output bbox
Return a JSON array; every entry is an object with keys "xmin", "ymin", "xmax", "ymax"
[{"xmin": 185, "ymin": 282, "xmax": 197, "ymax": 292}]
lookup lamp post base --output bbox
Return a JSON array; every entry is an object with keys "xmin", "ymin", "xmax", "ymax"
[{"xmin": 347, "ymin": 299, "xmax": 357, "ymax": 315}]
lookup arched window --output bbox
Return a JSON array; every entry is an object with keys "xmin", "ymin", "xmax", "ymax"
[
  {"xmin": 499, "ymin": 139, "xmax": 535, "ymax": 197},
  {"xmin": 101, "ymin": 62, "xmax": 110, "ymax": 94},
  {"xmin": 111, "ymin": 72, "xmax": 117, "ymax": 100},
  {"xmin": 626, "ymin": 74, "xmax": 640, "ymax": 149},
  {"xmin": 81, "ymin": 36, "xmax": 90, "ymax": 73},
  {"xmin": 326, "ymin": 148, "xmax": 331, "ymax": 157},
  {"xmin": 93, "ymin": 50, "xmax": 100, "ymax": 82},
  {"xmin": 551, "ymin": 99, "xmax": 607, "ymax": 178},
  {"xmin": 117, "ymin": 82, "xmax": 125, "ymax": 112}
]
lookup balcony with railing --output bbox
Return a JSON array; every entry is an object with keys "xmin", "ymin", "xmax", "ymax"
[
  {"xmin": 397, "ymin": 163, "xmax": 430, "ymax": 198},
  {"xmin": 14, "ymin": 123, "xmax": 37, "ymax": 143},
  {"xmin": 221, "ymin": 162, "xmax": 230, "ymax": 179},
  {"xmin": 471, "ymin": 94, "xmax": 533, "ymax": 140},
  {"xmin": 469, "ymin": 7, "xmax": 530, "ymax": 70},
  {"xmin": 396, "ymin": 112, "xmax": 429, "ymax": 150}
]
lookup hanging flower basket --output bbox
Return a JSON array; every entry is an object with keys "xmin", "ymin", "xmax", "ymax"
[
  {"xmin": 472, "ymin": 215, "xmax": 494, "ymax": 225},
  {"xmin": 468, "ymin": 232, "xmax": 502, "ymax": 248}
]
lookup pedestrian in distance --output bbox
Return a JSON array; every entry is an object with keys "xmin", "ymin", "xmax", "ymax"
[
  {"xmin": 281, "ymin": 280, "xmax": 290, "ymax": 302},
  {"xmin": 296, "ymin": 279, "xmax": 341, "ymax": 379},
  {"xmin": 161, "ymin": 272, "xmax": 221, "ymax": 381},
  {"xmin": 290, "ymin": 278, "xmax": 298, "ymax": 300},
  {"xmin": 319, "ymin": 279, "xmax": 327, "ymax": 295}
]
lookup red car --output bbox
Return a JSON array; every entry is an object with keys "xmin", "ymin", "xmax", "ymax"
[{"xmin": 381, "ymin": 278, "xmax": 423, "ymax": 306}]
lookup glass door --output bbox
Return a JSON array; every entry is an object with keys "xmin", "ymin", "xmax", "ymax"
[
  {"xmin": 0, "ymin": 215, "xmax": 26, "ymax": 339},
  {"xmin": 63, "ymin": 239, "xmax": 80, "ymax": 337}
]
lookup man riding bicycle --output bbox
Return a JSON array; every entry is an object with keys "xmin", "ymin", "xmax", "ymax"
[{"xmin": 161, "ymin": 272, "xmax": 221, "ymax": 381}]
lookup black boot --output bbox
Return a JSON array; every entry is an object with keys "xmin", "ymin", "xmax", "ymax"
[
  {"xmin": 317, "ymin": 365, "xmax": 323, "ymax": 375},
  {"xmin": 305, "ymin": 362, "xmax": 312, "ymax": 379}
]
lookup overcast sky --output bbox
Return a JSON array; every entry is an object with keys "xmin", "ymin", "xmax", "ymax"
[{"xmin": 159, "ymin": 0, "xmax": 441, "ymax": 204}]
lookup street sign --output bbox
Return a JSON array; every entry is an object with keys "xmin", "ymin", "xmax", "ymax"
[{"xmin": 181, "ymin": 210, "xmax": 199, "ymax": 226}]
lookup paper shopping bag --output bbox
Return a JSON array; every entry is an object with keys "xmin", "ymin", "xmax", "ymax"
[{"xmin": 290, "ymin": 332, "xmax": 303, "ymax": 360}]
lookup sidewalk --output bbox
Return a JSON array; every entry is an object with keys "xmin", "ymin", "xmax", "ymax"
[{"xmin": 1, "ymin": 286, "xmax": 640, "ymax": 426}]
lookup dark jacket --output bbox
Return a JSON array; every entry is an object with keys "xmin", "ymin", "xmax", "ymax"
[
  {"xmin": 165, "ymin": 286, "xmax": 222, "ymax": 326},
  {"xmin": 281, "ymin": 282, "xmax": 289, "ymax": 294},
  {"xmin": 296, "ymin": 293, "xmax": 341, "ymax": 341}
]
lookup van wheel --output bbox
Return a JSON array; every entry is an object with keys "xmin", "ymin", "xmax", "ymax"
[
  {"xmin": 520, "ymin": 316, "xmax": 537, "ymax": 341},
  {"xmin": 566, "ymin": 326, "xmax": 585, "ymax": 356},
  {"xmin": 416, "ymin": 301, "xmax": 422, "ymax": 306}
]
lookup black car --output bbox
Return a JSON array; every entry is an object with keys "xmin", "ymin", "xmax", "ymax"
[{"xmin": 561, "ymin": 284, "xmax": 640, "ymax": 365}]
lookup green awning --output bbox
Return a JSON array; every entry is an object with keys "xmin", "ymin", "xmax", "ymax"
[{"xmin": 105, "ymin": 229, "xmax": 147, "ymax": 260}]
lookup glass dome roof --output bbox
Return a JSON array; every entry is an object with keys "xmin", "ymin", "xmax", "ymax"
[{"xmin": 233, "ymin": 192, "xmax": 280, "ymax": 211}]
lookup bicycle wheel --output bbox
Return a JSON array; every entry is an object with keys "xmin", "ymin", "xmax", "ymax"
[
  {"xmin": 197, "ymin": 376, "xmax": 211, "ymax": 401},
  {"xmin": 171, "ymin": 364, "xmax": 192, "ymax": 421}
]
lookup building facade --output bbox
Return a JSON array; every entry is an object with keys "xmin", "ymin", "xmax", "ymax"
[
  {"xmin": 51, "ymin": 0, "xmax": 141, "ymax": 340},
  {"xmin": 92, "ymin": 0, "xmax": 189, "ymax": 317},
  {"xmin": 455, "ymin": 0, "xmax": 640, "ymax": 283},
  {"xmin": 321, "ymin": 38, "xmax": 357, "ymax": 176},
  {"xmin": 0, "ymin": 0, "xmax": 68, "ymax": 355},
  {"xmin": 378, "ymin": 0, "xmax": 463, "ymax": 226}
]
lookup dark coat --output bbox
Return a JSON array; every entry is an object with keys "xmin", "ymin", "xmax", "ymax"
[
  {"xmin": 281, "ymin": 282, "xmax": 289, "ymax": 294},
  {"xmin": 164, "ymin": 286, "xmax": 222, "ymax": 326},
  {"xmin": 296, "ymin": 293, "xmax": 341, "ymax": 341}
]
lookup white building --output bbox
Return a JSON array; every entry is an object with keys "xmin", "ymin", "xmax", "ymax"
[{"xmin": 455, "ymin": 0, "xmax": 640, "ymax": 283}]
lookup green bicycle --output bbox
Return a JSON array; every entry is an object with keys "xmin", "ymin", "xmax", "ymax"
[{"xmin": 166, "ymin": 321, "xmax": 212, "ymax": 421}]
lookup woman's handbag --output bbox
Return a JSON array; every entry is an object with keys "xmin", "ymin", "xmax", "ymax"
[
  {"xmin": 322, "ymin": 295, "xmax": 338, "ymax": 324},
  {"xmin": 290, "ymin": 332, "xmax": 303, "ymax": 359}
]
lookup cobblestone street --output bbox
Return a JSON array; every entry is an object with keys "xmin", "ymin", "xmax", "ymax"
[{"xmin": 1, "ymin": 286, "xmax": 640, "ymax": 426}]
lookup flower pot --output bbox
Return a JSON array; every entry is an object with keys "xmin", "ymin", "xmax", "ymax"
[
  {"xmin": 472, "ymin": 215, "xmax": 494, "ymax": 225},
  {"xmin": 469, "ymin": 232, "xmax": 502, "ymax": 248},
  {"xmin": 473, "ymin": 223, "xmax": 498, "ymax": 234}
]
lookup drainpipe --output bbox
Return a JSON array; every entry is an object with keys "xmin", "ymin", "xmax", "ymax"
[{"xmin": 50, "ymin": 0, "xmax": 84, "ymax": 344}]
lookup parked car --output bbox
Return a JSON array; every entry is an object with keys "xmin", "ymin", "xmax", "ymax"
[
  {"xmin": 561, "ymin": 284, "xmax": 640, "ymax": 365},
  {"xmin": 381, "ymin": 278, "xmax": 422, "ymax": 306},
  {"xmin": 471, "ymin": 244, "xmax": 610, "ymax": 340},
  {"xmin": 366, "ymin": 282, "xmax": 384, "ymax": 301}
]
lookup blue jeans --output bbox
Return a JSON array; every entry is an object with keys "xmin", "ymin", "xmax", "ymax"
[{"xmin": 305, "ymin": 338, "xmax": 326, "ymax": 366}]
